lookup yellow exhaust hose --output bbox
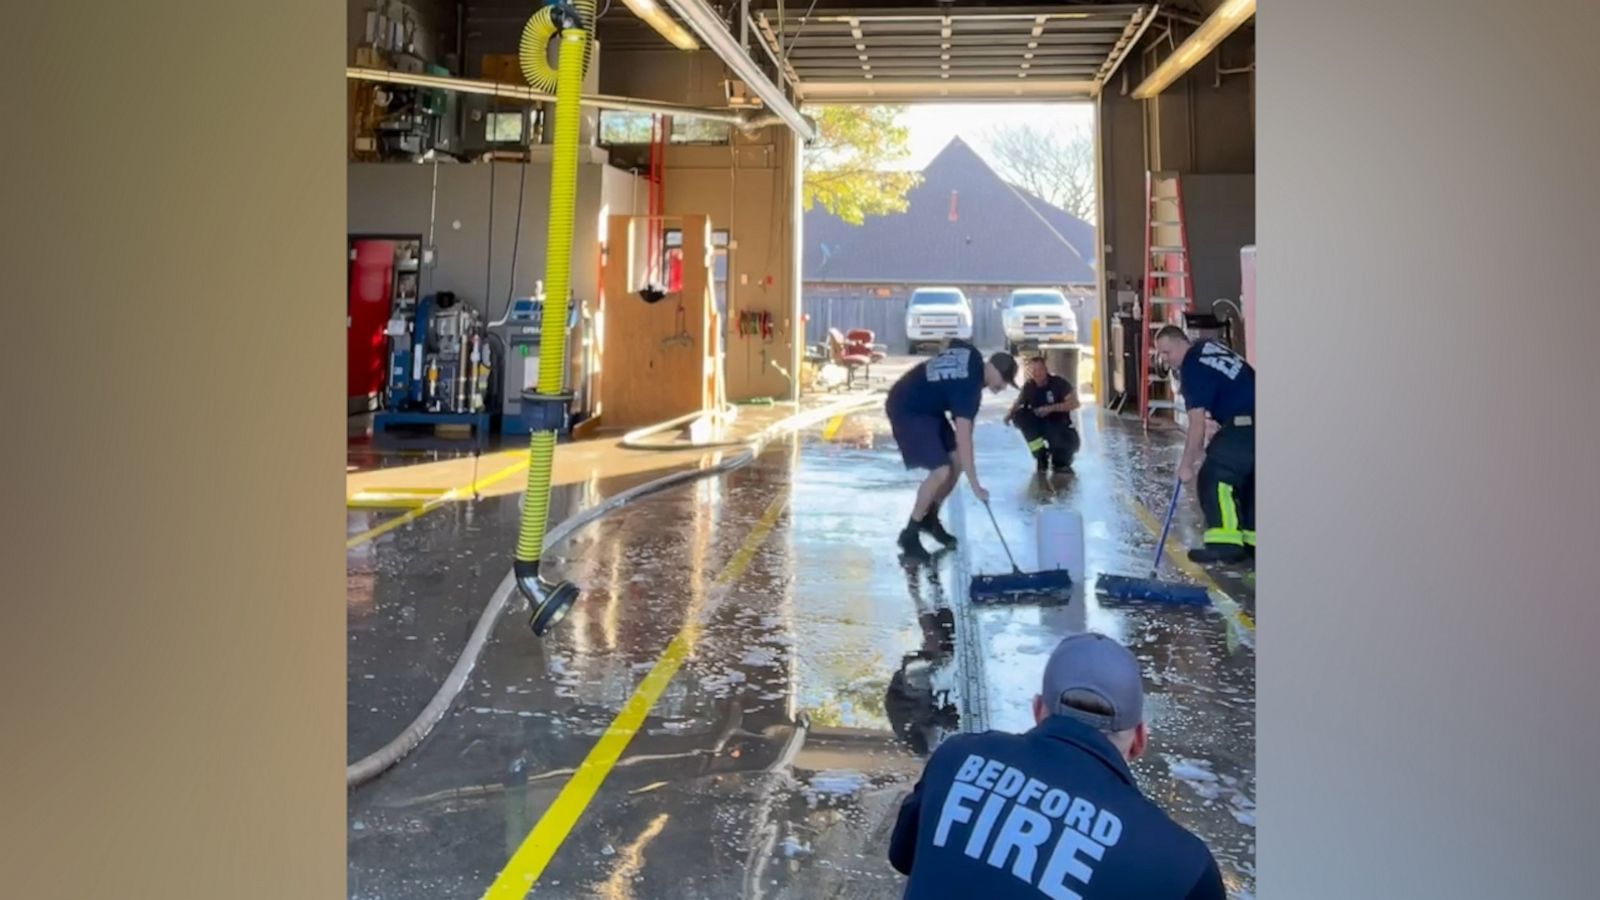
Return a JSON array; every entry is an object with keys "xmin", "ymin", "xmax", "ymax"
[
  {"xmin": 513, "ymin": 7, "xmax": 590, "ymax": 636},
  {"xmin": 518, "ymin": 1, "xmax": 595, "ymax": 93}
]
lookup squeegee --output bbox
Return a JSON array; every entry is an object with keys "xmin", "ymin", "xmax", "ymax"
[
  {"xmin": 1095, "ymin": 479, "xmax": 1212, "ymax": 607},
  {"xmin": 968, "ymin": 499, "xmax": 1074, "ymax": 604}
]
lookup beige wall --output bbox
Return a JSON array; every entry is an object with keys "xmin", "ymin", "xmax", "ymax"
[
  {"xmin": 1095, "ymin": 26, "xmax": 1256, "ymax": 385},
  {"xmin": 660, "ymin": 128, "xmax": 803, "ymax": 402}
]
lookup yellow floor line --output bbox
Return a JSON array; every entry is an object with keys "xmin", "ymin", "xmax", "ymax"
[
  {"xmin": 1123, "ymin": 493, "xmax": 1257, "ymax": 635},
  {"xmin": 346, "ymin": 457, "xmax": 529, "ymax": 549},
  {"xmin": 345, "ymin": 396, "xmax": 869, "ymax": 552},
  {"xmin": 482, "ymin": 493, "xmax": 788, "ymax": 899},
  {"xmin": 821, "ymin": 413, "xmax": 846, "ymax": 441}
]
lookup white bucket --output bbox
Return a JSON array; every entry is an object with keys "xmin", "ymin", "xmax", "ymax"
[{"xmin": 1036, "ymin": 507, "xmax": 1086, "ymax": 583}]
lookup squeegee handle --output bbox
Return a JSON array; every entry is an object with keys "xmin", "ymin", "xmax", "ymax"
[
  {"xmin": 1151, "ymin": 478, "xmax": 1182, "ymax": 573},
  {"xmin": 982, "ymin": 500, "xmax": 1024, "ymax": 575}
]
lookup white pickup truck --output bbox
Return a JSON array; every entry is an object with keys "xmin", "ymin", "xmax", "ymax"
[
  {"xmin": 1001, "ymin": 288, "xmax": 1079, "ymax": 355},
  {"xmin": 904, "ymin": 287, "xmax": 975, "ymax": 354}
]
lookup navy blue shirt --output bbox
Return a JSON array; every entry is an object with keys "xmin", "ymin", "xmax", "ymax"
[
  {"xmin": 887, "ymin": 340, "xmax": 986, "ymax": 420},
  {"xmin": 1017, "ymin": 375, "xmax": 1076, "ymax": 423},
  {"xmin": 1178, "ymin": 339, "xmax": 1254, "ymax": 423},
  {"xmin": 889, "ymin": 716, "xmax": 1226, "ymax": 900}
]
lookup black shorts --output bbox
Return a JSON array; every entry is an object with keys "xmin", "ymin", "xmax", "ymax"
[{"xmin": 888, "ymin": 409, "xmax": 957, "ymax": 471}]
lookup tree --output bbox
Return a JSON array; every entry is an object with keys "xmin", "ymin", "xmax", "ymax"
[
  {"xmin": 802, "ymin": 105, "xmax": 921, "ymax": 225},
  {"xmin": 985, "ymin": 122, "xmax": 1096, "ymax": 223}
]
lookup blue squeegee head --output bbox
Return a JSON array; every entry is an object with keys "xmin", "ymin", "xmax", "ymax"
[
  {"xmin": 1094, "ymin": 573, "xmax": 1212, "ymax": 607},
  {"xmin": 969, "ymin": 568, "xmax": 1075, "ymax": 604}
]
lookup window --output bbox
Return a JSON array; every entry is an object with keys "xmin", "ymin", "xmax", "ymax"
[
  {"xmin": 486, "ymin": 111, "xmax": 525, "ymax": 143},
  {"xmin": 1010, "ymin": 291, "xmax": 1066, "ymax": 307},
  {"xmin": 598, "ymin": 110, "xmax": 732, "ymax": 146},
  {"xmin": 661, "ymin": 229, "xmax": 731, "ymax": 311},
  {"xmin": 910, "ymin": 289, "xmax": 967, "ymax": 307}
]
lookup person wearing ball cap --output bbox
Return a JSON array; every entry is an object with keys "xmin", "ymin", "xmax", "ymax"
[
  {"xmin": 889, "ymin": 632, "xmax": 1227, "ymax": 899},
  {"xmin": 884, "ymin": 338, "xmax": 1018, "ymax": 564}
]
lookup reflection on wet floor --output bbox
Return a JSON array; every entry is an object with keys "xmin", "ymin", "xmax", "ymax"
[{"xmin": 347, "ymin": 398, "xmax": 1255, "ymax": 899}]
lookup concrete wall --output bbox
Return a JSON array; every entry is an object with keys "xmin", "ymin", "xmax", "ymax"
[
  {"xmin": 1097, "ymin": 88, "xmax": 1149, "ymax": 294},
  {"xmin": 346, "ymin": 154, "xmax": 640, "ymax": 323},
  {"xmin": 661, "ymin": 129, "xmax": 801, "ymax": 402},
  {"xmin": 1183, "ymin": 174, "xmax": 1255, "ymax": 314},
  {"xmin": 1144, "ymin": 36, "xmax": 1255, "ymax": 175},
  {"xmin": 1094, "ymin": 25, "xmax": 1256, "ymax": 384}
]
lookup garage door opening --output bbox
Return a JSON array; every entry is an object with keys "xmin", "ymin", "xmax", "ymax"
[{"xmin": 800, "ymin": 100, "xmax": 1100, "ymax": 395}]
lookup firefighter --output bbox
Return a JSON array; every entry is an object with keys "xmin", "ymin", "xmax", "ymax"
[
  {"xmin": 1153, "ymin": 325, "xmax": 1255, "ymax": 564},
  {"xmin": 885, "ymin": 340, "xmax": 1018, "ymax": 562},
  {"xmin": 888, "ymin": 632, "xmax": 1227, "ymax": 899},
  {"xmin": 1005, "ymin": 355, "xmax": 1081, "ymax": 473}
]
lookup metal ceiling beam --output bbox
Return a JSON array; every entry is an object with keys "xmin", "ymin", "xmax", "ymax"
[
  {"xmin": 793, "ymin": 63, "xmax": 1107, "ymax": 76},
  {"xmin": 781, "ymin": 20, "xmax": 1132, "ymax": 35},
  {"xmin": 789, "ymin": 44, "xmax": 1110, "ymax": 60},
  {"xmin": 797, "ymin": 69, "xmax": 1104, "ymax": 80},
  {"xmin": 1094, "ymin": 4, "xmax": 1159, "ymax": 90},
  {"xmin": 800, "ymin": 78, "xmax": 1098, "ymax": 102},
  {"xmin": 755, "ymin": 4, "xmax": 1147, "ymax": 21},
  {"xmin": 753, "ymin": 13, "xmax": 806, "ymax": 94},
  {"xmin": 797, "ymin": 54, "xmax": 1102, "ymax": 69},
  {"xmin": 791, "ymin": 33, "xmax": 1123, "ymax": 47},
  {"xmin": 661, "ymin": 0, "xmax": 816, "ymax": 140}
]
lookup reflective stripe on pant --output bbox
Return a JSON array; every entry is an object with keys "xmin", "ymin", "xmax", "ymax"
[
  {"xmin": 1197, "ymin": 425, "xmax": 1254, "ymax": 547},
  {"xmin": 1013, "ymin": 408, "xmax": 1077, "ymax": 467}
]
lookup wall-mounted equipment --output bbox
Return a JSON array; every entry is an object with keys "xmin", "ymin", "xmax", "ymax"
[
  {"xmin": 352, "ymin": 69, "xmax": 451, "ymax": 161},
  {"xmin": 377, "ymin": 292, "xmax": 492, "ymax": 441},
  {"xmin": 489, "ymin": 290, "xmax": 593, "ymax": 436}
]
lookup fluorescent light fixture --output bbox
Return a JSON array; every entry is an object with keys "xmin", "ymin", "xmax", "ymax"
[
  {"xmin": 1133, "ymin": 0, "xmax": 1254, "ymax": 99},
  {"xmin": 621, "ymin": 0, "xmax": 701, "ymax": 51}
]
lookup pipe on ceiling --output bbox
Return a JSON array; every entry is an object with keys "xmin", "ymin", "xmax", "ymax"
[{"xmin": 345, "ymin": 66, "xmax": 797, "ymax": 131}]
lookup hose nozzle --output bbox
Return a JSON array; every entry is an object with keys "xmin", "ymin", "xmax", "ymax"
[{"xmin": 515, "ymin": 560, "xmax": 581, "ymax": 637}]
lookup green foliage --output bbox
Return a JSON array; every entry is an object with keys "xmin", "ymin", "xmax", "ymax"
[{"xmin": 803, "ymin": 105, "xmax": 922, "ymax": 225}]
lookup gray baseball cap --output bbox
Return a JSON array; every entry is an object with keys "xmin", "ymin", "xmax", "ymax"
[{"xmin": 1041, "ymin": 632, "xmax": 1145, "ymax": 732}]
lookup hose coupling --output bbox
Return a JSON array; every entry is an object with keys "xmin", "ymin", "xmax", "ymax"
[
  {"xmin": 515, "ymin": 559, "xmax": 581, "ymax": 637},
  {"xmin": 550, "ymin": 1, "xmax": 585, "ymax": 31},
  {"xmin": 519, "ymin": 391, "xmax": 574, "ymax": 433}
]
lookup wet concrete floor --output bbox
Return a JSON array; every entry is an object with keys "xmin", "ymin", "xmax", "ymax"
[{"xmin": 347, "ymin": 385, "xmax": 1256, "ymax": 899}]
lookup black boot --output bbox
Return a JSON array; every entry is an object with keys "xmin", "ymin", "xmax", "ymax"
[
  {"xmin": 1035, "ymin": 451, "xmax": 1050, "ymax": 474},
  {"xmin": 898, "ymin": 524, "xmax": 932, "ymax": 562},
  {"xmin": 918, "ymin": 503, "xmax": 959, "ymax": 548},
  {"xmin": 1187, "ymin": 543, "xmax": 1249, "ymax": 565}
]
